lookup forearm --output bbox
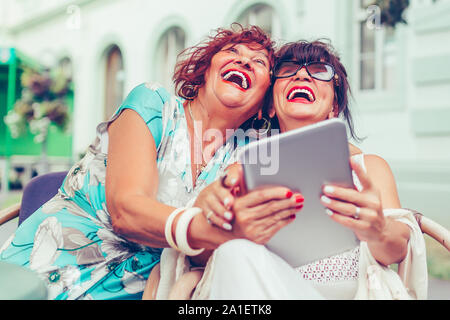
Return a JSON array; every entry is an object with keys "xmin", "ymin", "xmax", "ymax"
[
  {"xmin": 110, "ymin": 194, "xmax": 175, "ymax": 247},
  {"xmin": 187, "ymin": 216, "xmax": 234, "ymax": 267},
  {"xmin": 110, "ymin": 194, "xmax": 232, "ymax": 250},
  {"xmin": 368, "ymin": 217, "xmax": 410, "ymax": 266}
]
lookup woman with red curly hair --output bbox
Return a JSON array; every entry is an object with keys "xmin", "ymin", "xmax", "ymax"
[{"xmin": 0, "ymin": 24, "xmax": 302, "ymax": 300}]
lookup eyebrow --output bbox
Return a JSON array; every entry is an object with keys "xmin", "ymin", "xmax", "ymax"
[
  {"xmin": 233, "ymin": 43, "xmax": 270, "ymax": 61},
  {"xmin": 250, "ymin": 49, "xmax": 270, "ymax": 63},
  {"xmin": 255, "ymin": 51, "xmax": 270, "ymax": 61}
]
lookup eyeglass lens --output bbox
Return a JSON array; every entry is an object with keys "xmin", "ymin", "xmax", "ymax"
[{"xmin": 275, "ymin": 62, "xmax": 334, "ymax": 81}]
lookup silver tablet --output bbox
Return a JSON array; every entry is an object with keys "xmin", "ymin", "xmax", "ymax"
[{"xmin": 238, "ymin": 118, "xmax": 360, "ymax": 267}]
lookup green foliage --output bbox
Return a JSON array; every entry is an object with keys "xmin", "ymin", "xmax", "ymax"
[
  {"xmin": 425, "ymin": 237, "xmax": 450, "ymax": 280},
  {"xmin": 3, "ymin": 66, "xmax": 72, "ymax": 143},
  {"xmin": 0, "ymin": 192, "xmax": 22, "ymax": 210},
  {"xmin": 367, "ymin": 0, "xmax": 410, "ymax": 28}
]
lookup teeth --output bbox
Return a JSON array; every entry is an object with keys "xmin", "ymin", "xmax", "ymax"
[
  {"xmin": 288, "ymin": 88, "xmax": 314, "ymax": 101},
  {"xmin": 223, "ymin": 71, "xmax": 248, "ymax": 89}
]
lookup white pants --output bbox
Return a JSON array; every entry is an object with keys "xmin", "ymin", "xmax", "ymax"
[{"xmin": 209, "ymin": 239, "xmax": 325, "ymax": 300}]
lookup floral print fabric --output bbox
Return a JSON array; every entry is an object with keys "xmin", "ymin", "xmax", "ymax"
[{"xmin": 0, "ymin": 83, "xmax": 242, "ymax": 299}]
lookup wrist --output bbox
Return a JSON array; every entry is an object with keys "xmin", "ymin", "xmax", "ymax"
[
  {"xmin": 166, "ymin": 207, "xmax": 206, "ymax": 256},
  {"xmin": 374, "ymin": 219, "xmax": 389, "ymax": 245},
  {"xmin": 187, "ymin": 213, "xmax": 232, "ymax": 250},
  {"xmin": 368, "ymin": 218, "xmax": 409, "ymax": 265}
]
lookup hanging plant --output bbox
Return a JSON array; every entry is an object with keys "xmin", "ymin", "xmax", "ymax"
[
  {"xmin": 4, "ymin": 66, "xmax": 71, "ymax": 143},
  {"xmin": 366, "ymin": 0, "xmax": 410, "ymax": 28}
]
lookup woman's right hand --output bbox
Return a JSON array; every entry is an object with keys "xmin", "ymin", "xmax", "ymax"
[
  {"xmin": 193, "ymin": 173, "xmax": 238, "ymax": 231},
  {"xmin": 194, "ymin": 163, "xmax": 305, "ymax": 245},
  {"xmin": 231, "ymin": 186, "xmax": 304, "ymax": 244}
]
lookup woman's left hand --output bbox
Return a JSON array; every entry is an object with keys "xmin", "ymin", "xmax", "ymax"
[{"xmin": 320, "ymin": 156, "xmax": 387, "ymax": 243}]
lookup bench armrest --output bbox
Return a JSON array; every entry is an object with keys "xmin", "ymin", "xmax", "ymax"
[{"xmin": 0, "ymin": 203, "xmax": 20, "ymax": 225}]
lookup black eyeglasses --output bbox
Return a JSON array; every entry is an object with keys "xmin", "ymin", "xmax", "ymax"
[{"xmin": 273, "ymin": 61, "xmax": 336, "ymax": 81}]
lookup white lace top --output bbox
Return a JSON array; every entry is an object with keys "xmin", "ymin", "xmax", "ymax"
[{"xmin": 295, "ymin": 247, "xmax": 360, "ymax": 283}]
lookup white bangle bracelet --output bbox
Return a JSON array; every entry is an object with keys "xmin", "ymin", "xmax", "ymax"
[
  {"xmin": 175, "ymin": 207, "xmax": 205, "ymax": 256},
  {"xmin": 164, "ymin": 207, "xmax": 186, "ymax": 250}
]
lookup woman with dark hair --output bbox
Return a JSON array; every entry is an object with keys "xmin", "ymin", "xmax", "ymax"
[
  {"xmin": 270, "ymin": 40, "xmax": 357, "ymax": 138},
  {"xmin": 194, "ymin": 40, "xmax": 426, "ymax": 300},
  {"xmin": 0, "ymin": 25, "xmax": 303, "ymax": 300}
]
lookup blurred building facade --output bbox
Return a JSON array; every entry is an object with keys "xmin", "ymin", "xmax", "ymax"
[{"xmin": 0, "ymin": 0, "xmax": 449, "ymax": 225}]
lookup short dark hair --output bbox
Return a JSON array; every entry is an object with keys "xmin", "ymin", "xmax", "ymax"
[{"xmin": 270, "ymin": 39, "xmax": 361, "ymax": 142}]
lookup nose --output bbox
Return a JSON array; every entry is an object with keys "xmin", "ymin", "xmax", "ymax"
[
  {"xmin": 294, "ymin": 65, "xmax": 311, "ymax": 81},
  {"xmin": 236, "ymin": 56, "xmax": 252, "ymax": 70}
]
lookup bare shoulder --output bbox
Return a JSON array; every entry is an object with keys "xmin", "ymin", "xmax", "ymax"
[
  {"xmin": 363, "ymin": 154, "xmax": 393, "ymax": 175},
  {"xmin": 348, "ymin": 143, "xmax": 362, "ymax": 156},
  {"xmin": 363, "ymin": 154, "xmax": 400, "ymax": 208}
]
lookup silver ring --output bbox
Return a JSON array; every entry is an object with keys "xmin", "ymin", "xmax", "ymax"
[
  {"xmin": 220, "ymin": 172, "xmax": 229, "ymax": 188},
  {"xmin": 206, "ymin": 211, "xmax": 214, "ymax": 224},
  {"xmin": 354, "ymin": 206, "xmax": 361, "ymax": 220}
]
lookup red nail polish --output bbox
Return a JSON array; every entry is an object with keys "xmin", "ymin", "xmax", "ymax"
[
  {"xmin": 295, "ymin": 195, "xmax": 304, "ymax": 203},
  {"xmin": 289, "ymin": 214, "xmax": 296, "ymax": 219},
  {"xmin": 296, "ymin": 205, "xmax": 303, "ymax": 210},
  {"xmin": 286, "ymin": 190, "xmax": 293, "ymax": 198}
]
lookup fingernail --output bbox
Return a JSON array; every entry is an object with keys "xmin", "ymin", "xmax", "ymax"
[
  {"xmin": 321, "ymin": 195, "xmax": 331, "ymax": 204},
  {"xmin": 222, "ymin": 223, "xmax": 232, "ymax": 231},
  {"xmin": 223, "ymin": 197, "xmax": 231, "ymax": 208},
  {"xmin": 286, "ymin": 190, "xmax": 293, "ymax": 198},
  {"xmin": 289, "ymin": 214, "xmax": 296, "ymax": 220},
  {"xmin": 323, "ymin": 185, "xmax": 334, "ymax": 194},
  {"xmin": 296, "ymin": 204, "xmax": 303, "ymax": 210},
  {"xmin": 295, "ymin": 195, "xmax": 304, "ymax": 203},
  {"xmin": 230, "ymin": 178, "xmax": 237, "ymax": 185},
  {"xmin": 224, "ymin": 211, "xmax": 233, "ymax": 220},
  {"xmin": 325, "ymin": 209, "xmax": 334, "ymax": 216}
]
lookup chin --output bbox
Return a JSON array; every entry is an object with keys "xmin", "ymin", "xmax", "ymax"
[
  {"xmin": 278, "ymin": 111, "xmax": 317, "ymax": 127},
  {"xmin": 220, "ymin": 94, "xmax": 250, "ymax": 108},
  {"xmin": 285, "ymin": 104, "xmax": 315, "ymax": 117},
  {"xmin": 224, "ymin": 102, "xmax": 251, "ymax": 112}
]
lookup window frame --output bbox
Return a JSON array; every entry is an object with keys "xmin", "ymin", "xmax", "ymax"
[
  {"xmin": 104, "ymin": 45, "xmax": 125, "ymax": 121},
  {"xmin": 153, "ymin": 26, "xmax": 186, "ymax": 94},
  {"xmin": 235, "ymin": 3, "xmax": 282, "ymax": 40},
  {"xmin": 352, "ymin": 1, "xmax": 407, "ymax": 111}
]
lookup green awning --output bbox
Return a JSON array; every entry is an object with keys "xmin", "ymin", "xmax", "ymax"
[{"xmin": 0, "ymin": 48, "xmax": 15, "ymax": 65}]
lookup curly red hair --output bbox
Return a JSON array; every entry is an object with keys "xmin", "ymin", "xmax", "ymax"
[{"xmin": 173, "ymin": 23, "xmax": 276, "ymax": 100}]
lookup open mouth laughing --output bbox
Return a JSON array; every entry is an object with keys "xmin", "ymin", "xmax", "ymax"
[
  {"xmin": 287, "ymin": 86, "xmax": 316, "ymax": 103},
  {"xmin": 221, "ymin": 69, "xmax": 251, "ymax": 91}
]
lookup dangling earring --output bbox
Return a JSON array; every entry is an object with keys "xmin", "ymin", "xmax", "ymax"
[
  {"xmin": 182, "ymin": 84, "xmax": 198, "ymax": 100},
  {"xmin": 328, "ymin": 104, "xmax": 338, "ymax": 119},
  {"xmin": 334, "ymin": 74, "xmax": 339, "ymax": 87},
  {"xmin": 251, "ymin": 114, "xmax": 271, "ymax": 137},
  {"xmin": 329, "ymin": 89, "xmax": 339, "ymax": 119}
]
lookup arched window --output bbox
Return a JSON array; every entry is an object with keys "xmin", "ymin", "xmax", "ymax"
[
  {"xmin": 58, "ymin": 56, "xmax": 73, "ymax": 80},
  {"xmin": 154, "ymin": 27, "xmax": 186, "ymax": 93},
  {"xmin": 236, "ymin": 4, "xmax": 281, "ymax": 39},
  {"xmin": 357, "ymin": 0, "xmax": 398, "ymax": 91},
  {"xmin": 104, "ymin": 45, "xmax": 124, "ymax": 120}
]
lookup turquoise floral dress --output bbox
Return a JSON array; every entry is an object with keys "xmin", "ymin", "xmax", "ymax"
[{"xmin": 0, "ymin": 82, "xmax": 245, "ymax": 300}]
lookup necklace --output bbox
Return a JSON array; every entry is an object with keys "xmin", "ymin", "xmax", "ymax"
[{"xmin": 187, "ymin": 101, "xmax": 207, "ymax": 179}]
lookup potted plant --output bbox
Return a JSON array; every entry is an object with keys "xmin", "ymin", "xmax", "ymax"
[
  {"xmin": 4, "ymin": 66, "xmax": 71, "ymax": 172},
  {"xmin": 365, "ymin": 0, "xmax": 410, "ymax": 28}
]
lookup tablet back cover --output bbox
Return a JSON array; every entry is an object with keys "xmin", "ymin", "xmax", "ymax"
[{"xmin": 239, "ymin": 118, "xmax": 360, "ymax": 267}]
